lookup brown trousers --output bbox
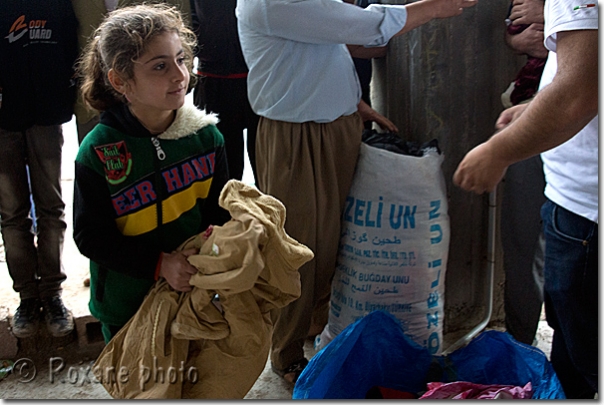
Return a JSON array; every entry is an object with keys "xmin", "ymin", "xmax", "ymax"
[{"xmin": 256, "ymin": 113, "xmax": 363, "ymax": 370}]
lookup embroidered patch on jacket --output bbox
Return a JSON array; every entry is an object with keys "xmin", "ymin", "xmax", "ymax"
[{"xmin": 94, "ymin": 141, "xmax": 133, "ymax": 185}]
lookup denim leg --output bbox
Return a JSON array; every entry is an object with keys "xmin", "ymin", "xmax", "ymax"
[
  {"xmin": 0, "ymin": 128, "xmax": 39, "ymax": 299},
  {"xmin": 25, "ymin": 125, "xmax": 67, "ymax": 298},
  {"xmin": 541, "ymin": 200, "xmax": 598, "ymax": 398}
]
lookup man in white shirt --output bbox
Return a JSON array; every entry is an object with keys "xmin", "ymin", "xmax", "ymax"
[
  {"xmin": 454, "ymin": 0, "xmax": 598, "ymax": 398},
  {"xmin": 237, "ymin": 0, "xmax": 477, "ymax": 384}
]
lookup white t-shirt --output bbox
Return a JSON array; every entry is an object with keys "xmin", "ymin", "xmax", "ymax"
[{"xmin": 539, "ymin": 0, "xmax": 599, "ymax": 223}]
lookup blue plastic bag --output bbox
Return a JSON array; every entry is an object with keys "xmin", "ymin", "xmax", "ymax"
[{"xmin": 293, "ymin": 311, "xmax": 565, "ymax": 399}]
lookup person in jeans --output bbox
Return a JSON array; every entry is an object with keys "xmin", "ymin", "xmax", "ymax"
[
  {"xmin": 454, "ymin": 0, "xmax": 597, "ymax": 397},
  {"xmin": 0, "ymin": 0, "xmax": 78, "ymax": 338}
]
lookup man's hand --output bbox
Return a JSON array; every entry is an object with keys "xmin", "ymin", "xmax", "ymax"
[
  {"xmin": 506, "ymin": 23, "xmax": 548, "ymax": 58},
  {"xmin": 510, "ymin": 0, "xmax": 544, "ymax": 26},
  {"xmin": 456, "ymin": 28, "xmax": 597, "ymax": 197},
  {"xmin": 159, "ymin": 248, "xmax": 199, "ymax": 292},
  {"xmin": 495, "ymin": 103, "xmax": 529, "ymax": 130},
  {"xmin": 429, "ymin": 0, "xmax": 478, "ymax": 19},
  {"xmin": 396, "ymin": 0, "xmax": 478, "ymax": 36},
  {"xmin": 357, "ymin": 100, "xmax": 399, "ymax": 133},
  {"xmin": 454, "ymin": 104, "xmax": 529, "ymax": 193},
  {"xmin": 453, "ymin": 141, "xmax": 510, "ymax": 194}
]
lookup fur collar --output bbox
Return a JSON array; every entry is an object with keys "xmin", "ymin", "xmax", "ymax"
[{"xmin": 158, "ymin": 100, "xmax": 219, "ymax": 140}]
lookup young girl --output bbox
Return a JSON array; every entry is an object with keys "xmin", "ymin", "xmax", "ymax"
[{"xmin": 74, "ymin": 4, "xmax": 230, "ymax": 343}]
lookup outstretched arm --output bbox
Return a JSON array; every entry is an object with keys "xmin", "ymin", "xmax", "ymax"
[
  {"xmin": 453, "ymin": 29, "xmax": 597, "ymax": 194},
  {"xmin": 394, "ymin": 0, "xmax": 478, "ymax": 37}
]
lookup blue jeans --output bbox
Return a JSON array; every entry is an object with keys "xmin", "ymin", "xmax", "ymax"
[
  {"xmin": 541, "ymin": 200, "xmax": 598, "ymax": 398},
  {"xmin": 0, "ymin": 125, "xmax": 67, "ymax": 300}
]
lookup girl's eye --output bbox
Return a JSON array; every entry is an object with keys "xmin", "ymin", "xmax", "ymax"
[
  {"xmin": 177, "ymin": 57, "xmax": 186, "ymax": 65},
  {"xmin": 154, "ymin": 63, "xmax": 166, "ymax": 71}
]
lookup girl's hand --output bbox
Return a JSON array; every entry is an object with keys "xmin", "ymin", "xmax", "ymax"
[{"xmin": 159, "ymin": 248, "xmax": 198, "ymax": 292}]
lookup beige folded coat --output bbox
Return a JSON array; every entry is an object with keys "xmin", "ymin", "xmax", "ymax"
[{"xmin": 93, "ymin": 180, "xmax": 314, "ymax": 399}]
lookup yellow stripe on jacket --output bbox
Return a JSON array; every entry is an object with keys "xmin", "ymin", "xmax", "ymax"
[{"xmin": 115, "ymin": 179, "xmax": 212, "ymax": 236}]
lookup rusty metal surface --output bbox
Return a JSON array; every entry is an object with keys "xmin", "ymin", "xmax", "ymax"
[{"xmin": 371, "ymin": 0, "xmax": 523, "ymax": 335}]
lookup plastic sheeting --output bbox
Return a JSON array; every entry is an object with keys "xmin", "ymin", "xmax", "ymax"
[{"xmin": 293, "ymin": 311, "xmax": 565, "ymax": 399}]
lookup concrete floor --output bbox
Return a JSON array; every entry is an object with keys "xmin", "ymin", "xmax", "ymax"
[
  {"xmin": 0, "ymin": 116, "xmax": 554, "ymax": 399},
  {"xmin": 0, "ymin": 341, "xmax": 315, "ymax": 400}
]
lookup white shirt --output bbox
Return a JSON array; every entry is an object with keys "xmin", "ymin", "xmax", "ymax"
[
  {"xmin": 236, "ymin": 0, "xmax": 408, "ymax": 123},
  {"xmin": 539, "ymin": 0, "xmax": 598, "ymax": 222}
]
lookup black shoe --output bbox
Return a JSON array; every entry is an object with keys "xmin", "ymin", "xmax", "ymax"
[
  {"xmin": 271, "ymin": 358, "xmax": 309, "ymax": 384},
  {"xmin": 41, "ymin": 296, "xmax": 74, "ymax": 337},
  {"xmin": 11, "ymin": 298, "xmax": 41, "ymax": 338}
]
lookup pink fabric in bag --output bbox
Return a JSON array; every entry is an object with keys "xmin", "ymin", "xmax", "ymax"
[{"xmin": 419, "ymin": 381, "xmax": 533, "ymax": 399}]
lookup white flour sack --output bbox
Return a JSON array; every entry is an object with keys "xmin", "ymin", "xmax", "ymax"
[{"xmin": 317, "ymin": 142, "xmax": 450, "ymax": 355}]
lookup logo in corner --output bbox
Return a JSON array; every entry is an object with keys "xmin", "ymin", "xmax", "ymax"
[
  {"xmin": 94, "ymin": 141, "xmax": 133, "ymax": 185},
  {"xmin": 5, "ymin": 15, "xmax": 28, "ymax": 43},
  {"xmin": 573, "ymin": 3, "xmax": 596, "ymax": 11}
]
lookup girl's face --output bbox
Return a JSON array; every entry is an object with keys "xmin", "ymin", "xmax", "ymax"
[{"xmin": 124, "ymin": 31, "xmax": 190, "ymax": 118}]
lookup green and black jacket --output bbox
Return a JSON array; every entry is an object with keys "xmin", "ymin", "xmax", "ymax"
[{"xmin": 74, "ymin": 102, "xmax": 230, "ymax": 327}]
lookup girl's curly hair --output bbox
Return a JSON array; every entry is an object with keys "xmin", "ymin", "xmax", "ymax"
[{"xmin": 78, "ymin": 3, "xmax": 197, "ymax": 112}]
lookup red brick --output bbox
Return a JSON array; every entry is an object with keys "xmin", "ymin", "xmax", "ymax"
[{"xmin": 75, "ymin": 315, "xmax": 103, "ymax": 347}]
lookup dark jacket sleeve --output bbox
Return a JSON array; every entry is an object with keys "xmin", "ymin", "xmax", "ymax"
[
  {"xmin": 190, "ymin": 0, "xmax": 201, "ymax": 58},
  {"xmin": 73, "ymin": 162, "xmax": 161, "ymax": 279},
  {"xmin": 200, "ymin": 143, "xmax": 231, "ymax": 231}
]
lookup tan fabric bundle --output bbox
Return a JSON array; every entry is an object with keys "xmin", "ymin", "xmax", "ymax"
[{"xmin": 93, "ymin": 180, "xmax": 314, "ymax": 398}]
